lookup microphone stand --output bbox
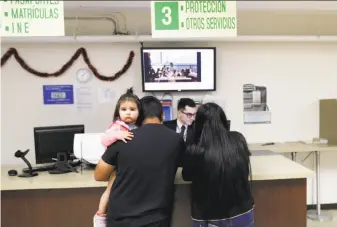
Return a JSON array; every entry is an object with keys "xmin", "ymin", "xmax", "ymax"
[{"xmin": 15, "ymin": 149, "xmax": 38, "ymax": 178}]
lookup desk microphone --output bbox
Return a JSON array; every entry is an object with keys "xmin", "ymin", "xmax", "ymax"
[{"xmin": 14, "ymin": 149, "xmax": 38, "ymax": 178}]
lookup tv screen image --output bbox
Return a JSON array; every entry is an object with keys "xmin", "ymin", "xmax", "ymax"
[{"xmin": 141, "ymin": 47, "xmax": 216, "ymax": 92}]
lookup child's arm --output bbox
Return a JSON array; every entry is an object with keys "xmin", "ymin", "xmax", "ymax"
[
  {"xmin": 101, "ymin": 124, "xmax": 133, "ymax": 147},
  {"xmin": 101, "ymin": 124, "xmax": 120, "ymax": 146}
]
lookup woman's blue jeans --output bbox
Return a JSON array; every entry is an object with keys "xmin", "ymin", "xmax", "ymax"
[{"xmin": 192, "ymin": 208, "xmax": 254, "ymax": 227}]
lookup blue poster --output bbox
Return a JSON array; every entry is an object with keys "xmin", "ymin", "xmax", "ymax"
[
  {"xmin": 43, "ymin": 85, "xmax": 74, "ymax": 105},
  {"xmin": 162, "ymin": 105, "xmax": 172, "ymax": 121},
  {"xmin": 161, "ymin": 99, "xmax": 172, "ymax": 121}
]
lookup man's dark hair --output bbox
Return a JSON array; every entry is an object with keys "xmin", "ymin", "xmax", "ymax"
[
  {"xmin": 177, "ymin": 98, "xmax": 196, "ymax": 110},
  {"xmin": 140, "ymin": 96, "xmax": 163, "ymax": 122}
]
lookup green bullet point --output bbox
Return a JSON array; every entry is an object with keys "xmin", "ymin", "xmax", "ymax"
[
  {"xmin": 181, "ymin": 22, "xmax": 184, "ymax": 27},
  {"xmin": 180, "ymin": 6, "xmax": 184, "ymax": 11},
  {"xmin": 5, "ymin": 26, "xmax": 9, "ymax": 31},
  {"xmin": 4, "ymin": 12, "xmax": 8, "ymax": 17}
]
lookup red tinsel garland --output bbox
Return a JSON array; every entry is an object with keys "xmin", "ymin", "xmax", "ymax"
[{"xmin": 0, "ymin": 47, "xmax": 135, "ymax": 81}]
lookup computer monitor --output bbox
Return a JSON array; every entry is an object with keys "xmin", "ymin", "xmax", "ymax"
[{"xmin": 34, "ymin": 125, "xmax": 85, "ymax": 164}]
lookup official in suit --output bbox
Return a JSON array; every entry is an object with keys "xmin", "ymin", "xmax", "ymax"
[
  {"xmin": 164, "ymin": 98, "xmax": 197, "ymax": 145},
  {"xmin": 163, "ymin": 98, "xmax": 196, "ymax": 226}
]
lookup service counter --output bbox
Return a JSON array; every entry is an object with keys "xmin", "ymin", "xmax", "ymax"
[{"xmin": 1, "ymin": 154, "xmax": 314, "ymax": 227}]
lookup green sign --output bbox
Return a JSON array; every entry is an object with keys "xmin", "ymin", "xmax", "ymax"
[
  {"xmin": 151, "ymin": 0, "xmax": 237, "ymax": 38},
  {"xmin": 1, "ymin": 0, "xmax": 64, "ymax": 37}
]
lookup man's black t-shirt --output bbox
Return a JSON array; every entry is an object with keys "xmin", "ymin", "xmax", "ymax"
[{"xmin": 101, "ymin": 124, "xmax": 185, "ymax": 227}]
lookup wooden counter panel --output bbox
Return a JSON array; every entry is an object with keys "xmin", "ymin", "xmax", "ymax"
[
  {"xmin": 1, "ymin": 179, "xmax": 306, "ymax": 227},
  {"xmin": 1, "ymin": 187, "xmax": 105, "ymax": 227},
  {"xmin": 252, "ymin": 179, "xmax": 307, "ymax": 227}
]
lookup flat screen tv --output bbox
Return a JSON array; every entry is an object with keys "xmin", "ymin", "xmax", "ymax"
[{"xmin": 141, "ymin": 47, "xmax": 216, "ymax": 92}]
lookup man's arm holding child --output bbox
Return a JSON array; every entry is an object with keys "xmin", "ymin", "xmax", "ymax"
[
  {"xmin": 94, "ymin": 160, "xmax": 116, "ymax": 181},
  {"xmin": 94, "ymin": 142, "xmax": 121, "ymax": 181}
]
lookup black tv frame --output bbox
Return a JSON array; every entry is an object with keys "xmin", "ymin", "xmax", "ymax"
[{"xmin": 140, "ymin": 47, "xmax": 216, "ymax": 92}]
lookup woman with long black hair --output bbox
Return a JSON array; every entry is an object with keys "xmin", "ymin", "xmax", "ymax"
[{"xmin": 182, "ymin": 103, "xmax": 254, "ymax": 227}]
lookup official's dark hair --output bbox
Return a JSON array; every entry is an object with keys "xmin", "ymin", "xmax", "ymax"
[
  {"xmin": 113, "ymin": 87, "xmax": 141, "ymax": 126},
  {"xmin": 188, "ymin": 102, "xmax": 252, "ymax": 212},
  {"xmin": 139, "ymin": 96, "xmax": 163, "ymax": 122},
  {"xmin": 177, "ymin": 98, "xmax": 196, "ymax": 110}
]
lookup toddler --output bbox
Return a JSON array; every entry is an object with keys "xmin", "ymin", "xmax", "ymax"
[{"xmin": 94, "ymin": 88, "xmax": 141, "ymax": 227}]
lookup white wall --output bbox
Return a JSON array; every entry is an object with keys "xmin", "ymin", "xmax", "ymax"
[
  {"xmin": 64, "ymin": 10, "xmax": 337, "ymax": 36},
  {"xmin": 1, "ymin": 42, "xmax": 337, "ymax": 205},
  {"xmin": 0, "ymin": 43, "xmax": 144, "ymax": 163}
]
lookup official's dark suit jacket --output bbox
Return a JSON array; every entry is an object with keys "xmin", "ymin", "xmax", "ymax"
[
  {"xmin": 163, "ymin": 119, "xmax": 194, "ymax": 145},
  {"xmin": 163, "ymin": 119, "xmax": 193, "ymax": 226}
]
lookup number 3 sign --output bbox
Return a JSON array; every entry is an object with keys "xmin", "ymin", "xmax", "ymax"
[
  {"xmin": 151, "ymin": 1, "xmax": 237, "ymax": 38},
  {"xmin": 153, "ymin": 1, "xmax": 179, "ymax": 30}
]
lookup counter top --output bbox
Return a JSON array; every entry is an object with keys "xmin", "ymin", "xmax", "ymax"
[
  {"xmin": 249, "ymin": 155, "xmax": 314, "ymax": 180},
  {"xmin": 1, "ymin": 155, "xmax": 314, "ymax": 191},
  {"xmin": 249, "ymin": 142, "xmax": 337, "ymax": 153}
]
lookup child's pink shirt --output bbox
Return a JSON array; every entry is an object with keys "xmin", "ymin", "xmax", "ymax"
[{"xmin": 101, "ymin": 120, "xmax": 130, "ymax": 147}]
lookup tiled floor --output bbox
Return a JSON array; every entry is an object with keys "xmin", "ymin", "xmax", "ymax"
[{"xmin": 307, "ymin": 210, "xmax": 337, "ymax": 227}]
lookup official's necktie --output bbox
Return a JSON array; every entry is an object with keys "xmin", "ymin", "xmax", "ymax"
[{"xmin": 180, "ymin": 125, "xmax": 186, "ymax": 139}]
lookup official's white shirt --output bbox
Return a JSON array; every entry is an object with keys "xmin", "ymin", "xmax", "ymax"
[{"xmin": 176, "ymin": 120, "xmax": 187, "ymax": 141}]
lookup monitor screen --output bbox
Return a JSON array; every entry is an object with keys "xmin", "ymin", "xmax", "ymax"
[
  {"xmin": 34, "ymin": 125, "xmax": 85, "ymax": 164},
  {"xmin": 141, "ymin": 47, "xmax": 216, "ymax": 92}
]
